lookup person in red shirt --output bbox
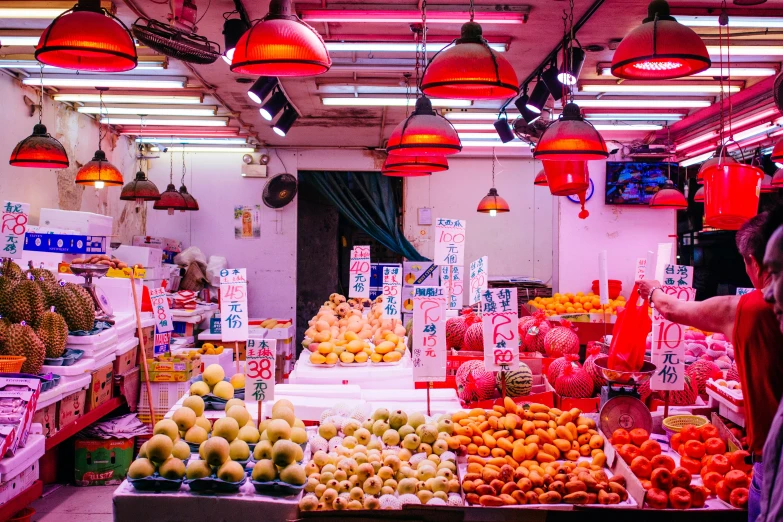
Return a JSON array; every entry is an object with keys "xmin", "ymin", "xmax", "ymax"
[{"xmin": 636, "ymin": 211, "xmax": 783, "ymax": 522}]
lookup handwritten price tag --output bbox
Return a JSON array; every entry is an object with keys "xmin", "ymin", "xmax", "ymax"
[
  {"xmin": 440, "ymin": 265, "xmax": 463, "ymax": 309},
  {"xmin": 220, "ymin": 268, "xmax": 248, "ymax": 342},
  {"xmin": 470, "ymin": 256, "xmax": 488, "ymax": 305},
  {"xmin": 434, "ymin": 218, "xmax": 466, "ymax": 266},
  {"xmin": 650, "ymin": 286, "xmax": 695, "ymax": 391},
  {"xmin": 245, "ymin": 338, "xmax": 276, "ymax": 402},
  {"xmin": 635, "ymin": 258, "xmax": 647, "ymax": 281},
  {"xmin": 349, "ymin": 245, "xmax": 370, "ymax": 299},
  {"xmin": 1, "ymin": 201, "xmax": 29, "ymax": 259},
  {"xmin": 381, "ymin": 264, "xmax": 402, "ymax": 320},
  {"xmin": 412, "ymin": 286, "xmax": 446, "ymax": 382},
  {"xmin": 149, "ymin": 287, "xmax": 173, "ymax": 333},
  {"xmin": 481, "ymin": 288, "xmax": 519, "ymax": 372}
]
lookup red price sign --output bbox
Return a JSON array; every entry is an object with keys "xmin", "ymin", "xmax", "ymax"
[
  {"xmin": 481, "ymin": 288, "xmax": 519, "ymax": 372},
  {"xmin": 245, "ymin": 338, "xmax": 276, "ymax": 402},
  {"xmin": 149, "ymin": 287, "xmax": 173, "ymax": 333}
]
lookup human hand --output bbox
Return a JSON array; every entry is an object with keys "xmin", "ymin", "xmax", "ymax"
[{"xmin": 635, "ymin": 279, "xmax": 661, "ymax": 301}]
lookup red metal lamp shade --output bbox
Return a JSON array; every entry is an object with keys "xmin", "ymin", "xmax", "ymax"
[
  {"xmin": 772, "ymin": 169, "xmax": 783, "ymax": 188},
  {"xmin": 36, "ymin": 0, "xmax": 136, "ymax": 73},
  {"xmin": 178, "ymin": 185, "xmax": 199, "ymax": 211},
  {"xmin": 383, "ymin": 155, "xmax": 448, "ymax": 174},
  {"xmin": 542, "ymin": 160, "xmax": 589, "ymax": 196},
  {"xmin": 761, "ymin": 174, "xmax": 774, "ymax": 193},
  {"xmin": 230, "ymin": 0, "xmax": 330, "ymax": 77},
  {"xmin": 697, "ymin": 154, "xmax": 737, "ymax": 184},
  {"xmin": 386, "ymin": 96, "xmax": 462, "ymax": 156},
  {"xmin": 9, "ymin": 124, "xmax": 69, "ymax": 168},
  {"xmin": 421, "ymin": 21, "xmax": 519, "ymax": 100},
  {"xmin": 154, "ymin": 183, "xmax": 189, "ymax": 215},
  {"xmin": 649, "ymin": 179, "xmax": 687, "ymax": 209},
  {"xmin": 120, "ymin": 170, "xmax": 160, "ymax": 203},
  {"xmin": 534, "ymin": 103, "xmax": 609, "ymax": 161},
  {"xmin": 772, "ymin": 137, "xmax": 783, "ymax": 167},
  {"xmin": 534, "ymin": 169, "xmax": 548, "ymax": 186},
  {"xmin": 611, "ymin": 0, "xmax": 710, "ymax": 80},
  {"xmin": 693, "ymin": 186, "xmax": 704, "ymax": 202},
  {"xmin": 702, "ymin": 163, "xmax": 763, "ymax": 230},
  {"xmin": 75, "ymin": 150, "xmax": 123, "ymax": 188},
  {"xmin": 477, "ymin": 188, "xmax": 510, "ymax": 215}
]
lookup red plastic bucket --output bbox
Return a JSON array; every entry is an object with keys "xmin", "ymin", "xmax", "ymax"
[
  {"xmin": 592, "ymin": 279, "xmax": 622, "ymax": 299},
  {"xmin": 542, "ymin": 160, "xmax": 589, "ymax": 196},
  {"xmin": 703, "ymin": 163, "xmax": 763, "ymax": 230}
]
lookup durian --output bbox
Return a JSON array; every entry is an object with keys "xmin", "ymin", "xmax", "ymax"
[
  {"xmin": 37, "ymin": 280, "xmax": 59, "ymax": 309},
  {"xmin": 25, "ymin": 266, "xmax": 56, "ymax": 284},
  {"xmin": 5, "ymin": 278, "xmax": 45, "ymax": 326},
  {"xmin": 0, "ymin": 260, "xmax": 23, "ymax": 282},
  {"xmin": 54, "ymin": 282, "xmax": 95, "ymax": 332},
  {"xmin": 35, "ymin": 309, "xmax": 68, "ymax": 358},
  {"xmin": 1, "ymin": 323, "xmax": 46, "ymax": 375},
  {"xmin": 0, "ymin": 278, "xmax": 15, "ymax": 317},
  {"xmin": 0, "ymin": 318, "xmax": 10, "ymax": 343}
]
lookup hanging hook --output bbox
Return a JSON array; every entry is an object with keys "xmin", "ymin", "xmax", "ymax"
[{"xmin": 468, "ymin": 0, "xmax": 474, "ymax": 22}]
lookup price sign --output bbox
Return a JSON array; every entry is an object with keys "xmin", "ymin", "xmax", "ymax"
[
  {"xmin": 349, "ymin": 245, "xmax": 371, "ymax": 299},
  {"xmin": 662, "ymin": 264, "xmax": 694, "ymax": 287},
  {"xmin": 149, "ymin": 287, "xmax": 173, "ymax": 333},
  {"xmin": 481, "ymin": 288, "xmax": 519, "ymax": 372},
  {"xmin": 1, "ymin": 201, "xmax": 29, "ymax": 259},
  {"xmin": 440, "ymin": 265, "xmax": 464, "ymax": 309},
  {"xmin": 381, "ymin": 264, "xmax": 402, "ymax": 320},
  {"xmin": 153, "ymin": 331, "xmax": 170, "ymax": 356},
  {"xmin": 434, "ymin": 218, "xmax": 466, "ymax": 266},
  {"xmin": 635, "ymin": 258, "xmax": 648, "ymax": 281},
  {"xmin": 736, "ymin": 287, "xmax": 754, "ymax": 296},
  {"xmin": 220, "ymin": 268, "xmax": 248, "ymax": 342},
  {"xmin": 650, "ymin": 286, "xmax": 695, "ymax": 391},
  {"xmin": 245, "ymin": 338, "xmax": 276, "ymax": 402},
  {"xmin": 412, "ymin": 286, "xmax": 447, "ymax": 382},
  {"xmin": 469, "ymin": 256, "xmax": 488, "ymax": 305}
]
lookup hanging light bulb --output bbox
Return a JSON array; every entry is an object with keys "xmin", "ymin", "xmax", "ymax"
[
  {"xmin": 230, "ymin": 0, "xmax": 331, "ymax": 76},
  {"xmin": 75, "ymin": 88, "xmax": 123, "ymax": 188},
  {"xmin": 386, "ymin": 96, "xmax": 462, "ymax": 156},
  {"xmin": 154, "ymin": 147, "xmax": 188, "ymax": 215},
  {"xmin": 120, "ymin": 116, "xmax": 160, "ymax": 206},
  {"xmin": 611, "ymin": 0, "xmax": 710, "ymax": 79},
  {"xmin": 477, "ymin": 152, "xmax": 509, "ymax": 215},
  {"xmin": 534, "ymin": 102, "xmax": 609, "ymax": 161}
]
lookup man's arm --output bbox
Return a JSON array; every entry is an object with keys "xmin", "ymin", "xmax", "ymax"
[{"xmin": 635, "ymin": 279, "xmax": 739, "ymax": 341}]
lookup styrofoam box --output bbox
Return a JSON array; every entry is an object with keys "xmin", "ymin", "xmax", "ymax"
[
  {"xmin": 41, "ymin": 353, "xmax": 115, "ymax": 377},
  {"xmin": 66, "ymin": 327, "xmax": 118, "ymax": 347},
  {"xmin": 113, "ymin": 245, "xmax": 163, "ymax": 270},
  {"xmin": 37, "ymin": 373, "xmax": 91, "ymax": 410},
  {"xmin": 58, "ymin": 273, "xmax": 142, "ymax": 315},
  {"xmin": 0, "ymin": 463, "xmax": 38, "ymax": 505},
  {"xmin": 39, "ymin": 209, "xmax": 113, "ymax": 237},
  {"xmin": 201, "ymin": 350, "xmax": 235, "ymax": 379},
  {"xmin": 0, "ymin": 434, "xmax": 44, "ymax": 483}
]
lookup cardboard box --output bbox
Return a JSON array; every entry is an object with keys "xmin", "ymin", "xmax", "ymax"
[
  {"xmin": 141, "ymin": 355, "xmax": 199, "ymax": 381},
  {"xmin": 139, "ymin": 325, "xmax": 155, "ymax": 358},
  {"xmin": 39, "ymin": 208, "xmax": 113, "ymax": 237},
  {"xmin": 0, "ymin": 464, "xmax": 38, "ymax": 505},
  {"xmin": 87, "ymin": 363, "xmax": 114, "ymax": 411},
  {"xmin": 58, "ymin": 389, "xmax": 87, "ymax": 428},
  {"xmin": 132, "ymin": 236, "xmax": 182, "ymax": 253},
  {"xmin": 113, "ymin": 245, "xmax": 163, "ymax": 270},
  {"xmin": 0, "ymin": 376, "xmax": 40, "ymax": 457},
  {"xmin": 32, "ymin": 402, "xmax": 58, "ymax": 438},
  {"xmin": 114, "ymin": 347, "xmax": 138, "ymax": 376},
  {"xmin": 74, "ymin": 438, "xmax": 134, "ymax": 486}
]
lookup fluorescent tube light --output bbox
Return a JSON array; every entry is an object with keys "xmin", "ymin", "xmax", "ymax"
[
  {"xmin": 321, "ymin": 97, "xmax": 471, "ymax": 107},
  {"xmin": 599, "ymin": 66, "xmax": 776, "ymax": 77},
  {"xmin": 707, "ymin": 46, "xmax": 783, "ymax": 56},
  {"xmin": 677, "ymin": 15, "xmax": 783, "ymax": 29},
  {"xmin": 78, "ymin": 105, "xmax": 217, "ymax": 116},
  {"xmin": 23, "ymin": 75, "xmax": 186, "ymax": 89},
  {"xmin": 580, "ymin": 84, "xmax": 739, "ymax": 94},
  {"xmin": 0, "ymin": 59, "xmax": 163, "ymax": 70},
  {"xmin": 456, "ymin": 123, "xmax": 662, "ymax": 132},
  {"xmin": 325, "ymin": 42, "xmax": 506, "ymax": 52},
  {"xmin": 100, "ymin": 117, "xmax": 228, "ymax": 126},
  {"xmin": 301, "ymin": 10, "xmax": 524, "ymax": 24},
  {"xmin": 137, "ymin": 138, "xmax": 248, "ymax": 145},
  {"xmin": 680, "ymin": 151, "xmax": 715, "ymax": 167},
  {"xmin": 585, "ymin": 113, "xmax": 684, "ymax": 121},
  {"xmin": 574, "ymin": 99, "xmax": 711, "ymax": 108},
  {"xmin": 53, "ymin": 94, "xmax": 203, "ymax": 104},
  {"xmin": 162, "ymin": 146, "xmax": 256, "ymax": 153}
]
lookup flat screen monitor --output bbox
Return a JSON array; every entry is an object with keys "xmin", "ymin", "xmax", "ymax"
[{"xmin": 605, "ymin": 162, "xmax": 679, "ymax": 205}]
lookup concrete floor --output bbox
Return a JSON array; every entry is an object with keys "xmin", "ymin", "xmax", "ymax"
[{"xmin": 30, "ymin": 485, "xmax": 114, "ymax": 522}]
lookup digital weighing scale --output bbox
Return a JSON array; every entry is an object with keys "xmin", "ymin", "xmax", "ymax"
[{"xmin": 594, "ymin": 356, "xmax": 656, "ymax": 435}]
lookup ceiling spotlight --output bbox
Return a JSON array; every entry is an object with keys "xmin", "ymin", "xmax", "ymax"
[
  {"xmin": 223, "ymin": 18, "xmax": 249, "ymax": 65},
  {"xmin": 493, "ymin": 118, "xmax": 515, "ymax": 143},
  {"xmin": 514, "ymin": 93, "xmax": 541, "ymax": 124},
  {"xmin": 273, "ymin": 105, "xmax": 298, "ymax": 137},
  {"xmin": 260, "ymin": 90, "xmax": 287, "ymax": 121},
  {"xmin": 558, "ymin": 47, "xmax": 586, "ymax": 85},
  {"xmin": 247, "ymin": 76, "xmax": 276, "ymax": 104},
  {"xmin": 541, "ymin": 65, "xmax": 563, "ymax": 101},
  {"xmin": 526, "ymin": 81, "xmax": 550, "ymax": 114}
]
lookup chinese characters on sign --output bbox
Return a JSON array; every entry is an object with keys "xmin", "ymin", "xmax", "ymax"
[
  {"xmin": 349, "ymin": 246, "xmax": 371, "ymax": 299},
  {"xmin": 434, "ymin": 218, "xmax": 466, "ymax": 266},
  {"xmin": 635, "ymin": 258, "xmax": 647, "ymax": 281},
  {"xmin": 381, "ymin": 264, "xmax": 402, "ymax": 320},
  {"xmin": 1, "ymin": 201, "xmax": 29, "ymax": 259},
  {"xmin": 412, "ymin": 286, "xmax": 446, "ymax": 382},
  {"xmin": 469, "ymin": 256, "xmax": 488, "ymax": 305},
  {"xmin": 650, "ymin": 284, "xmax": 695, "ymax": 391},
  {"xmin": 481, "ymin": 288, "xmax": 519, "ymax": 372},
  {"xmin": 220, "ymin": 268, "xmax": 249, "ymax": 342},
  {"xmin": 234, "ymin": 205, "xmax": 261, "ymax": 239},
  {"xmin": 245, "ymin": 338, "xmax": 276, "ymax": 402},
  {"xmin": 662, "ymin": 264, "xmax": 694, "ymax": 287},
  {"xmin": 440, "ymin": 265, "xmax": 464, "ymax": 309},
  {"xmin": 149, "ymin": 288, "xmax": 174, "ymax": 333}
]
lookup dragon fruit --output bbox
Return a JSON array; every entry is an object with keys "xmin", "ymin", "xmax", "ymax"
[
  {"xmin": 669, "ymin": 374, "xmax": 698, "ymax": 405},
  {"xmin": 446, "ymin": 317, "xmax": 467, "ymax": 350},
  {"xmin": 554, "ymin": 361, "xmax": 594, "ymax": 398},
  {"xmin": 727, "ymin": 362, "xmax": 740, "ymax": 382},
  {"xmin": 522, "ymin": 311, "xmax": 551, "ymax": 354},
  {"xmin": 544, "ymin": 320, "xmax": 579, "ymax": 357},
  {"xmin": 583, "ymin": 345, "xmax": 607, "ymax": 393},
  {"xmin": 686, "ymin": 360, "xmax": 722, "ymax": 397},
  {"xmin": 547, "ymin": 354, "xmax": 576, "ymax": 385},
  {"xmin": 455, "ymin": 360, "xmax": 496, "ymax": 403}
]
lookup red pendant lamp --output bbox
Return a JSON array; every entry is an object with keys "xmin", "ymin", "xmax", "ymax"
[
  {"xmin": 534, "ymin": 169, "xmax": 548, "ymax": 186},
  {"xmin": 382, "ymin": 155, "xmax": 448, "ymax": 177},
  {"xmin": 9, "ymin": 123, "xmax": 69, "ymax": 169},
  {"xmin": 534, "ymin": 102, "xmax": 609, "ymax": 161},
  {"xmin": 773, "ymin": 169, "xmax": 783, "ymax": 188},
  {"xmin": 477, "ymin": 155, "xmax": 509, "ymax": 216},
  {"xmin": 761, "ymin": 174, "xmax": 774, "ymax": 193},
  {"xmin": 178, "ymin": 185, "xmax": 199, "ymax": 211},
  {"xmin": 611, "ymin": 0, "xmax": 710, "ymax": 80},
  {"xmin": 420, "ymin": 19, "xmax": 519, "ymax": 100},
  {"xmin": 772, "ymin": 137, "xmax": 783, "ymax": 167},
  {"xmin": 542, "ymin": 160, "xmax": 589, "ymax": 196},
  {"xmin": 649, "ymin": 179, "xmax": 688, "ymax": 209},
  {"xmin": 693, "ymin": 186, "xmax": 704, "ymax": 202},
  {"xmin": 386, "ymin": 96, "xmax": 462, "ymax": 156},
  {"xmin": 75, "ymin": 89, "xmax": 122, "ymax": 189},
  {"xmin": 36, "ymin": 0, "xmax": 136, "ymax": 72},
  {"xmin": 120, "ymin": 170, "xmax": 160, "ymax": 204},
  {"xmin": 230, "ymin": 0, "xmax": 330, "ymax": 77}
]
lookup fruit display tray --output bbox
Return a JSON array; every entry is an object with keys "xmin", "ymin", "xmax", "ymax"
[
  {"xmin": 250, "ymin": 479, "xmax": 304, "ymax": 497},
  {"xmin": 185, "ymin": 475, "xmax": 247, "ymax": 493},
  {"xmin": 128, "ymin": 475, "xmax": 184, "ymax": 492},
  {"xmin": 66, "ymin": 326, "xmax": 118, "ymax": 346}
]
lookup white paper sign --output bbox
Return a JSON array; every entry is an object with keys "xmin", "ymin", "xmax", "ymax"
[
  {"xmin": 654, "ymin": 243, "xmax": 674, "ymax": 282},
  {"xmin": 381, "ymin": 264, "xmax": 402, "ymax": 320},
  {"xmin": 149, "ymin": 287, "xmax": 173, "ymax": 333},
  {"xmin": 349, "ymin": 245, "xmax": 370, "ymax": 299},
  {"xmin": 635, "ymin": 257, "xmax": 647, "ymax": 281},
  {"xmin": 599, "ymin": 251, "xmax": 609, "ymax": 305},
  {"xmin": 469, "ymin": 256, "xmax": 489, "ymax": 305},
  {"xmin": 481, "ymin": 288, "xmax": 519, "ymax": 372},
  {"xmin": 245, "ymin": 338, "xmax": 276, "ymax": 402},
  {"xmin": 662, "ymin": 264, "xmax": 694, "ymax": 288},
  {"xmin": 440, "ymin": 265, "xmax": 464, "ymax": 309},
  {"xmin": 412, "ymin": 286, "xmax": 447, "ymax": 382},
  {"xmin": 434, "ymin": 218, "xmax": 466, "ymax": 266},
  {"xmin": 220, "ymin": 268, "xmax": 249, "ymax": 342},
  {"xmin": 650, "ymin": 286, "xmax": 695, "ymax": 391},
  {"xmin": 1, "ymin": 201, "xmax": 29, "ymax": 259}
]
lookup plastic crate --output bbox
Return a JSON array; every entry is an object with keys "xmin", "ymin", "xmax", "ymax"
[{"xmin": 138, "ymin": 381, "xmax": 189, "ymax": 425}]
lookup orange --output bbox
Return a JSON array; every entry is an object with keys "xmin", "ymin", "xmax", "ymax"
[
  {"xmin": 583, "ymin": 303, "xmax": 593, "ymax": 311},
  {"xmin": 566, "ymin": 307, "xmax": 575, "ymax": 313},
  {"xmin": 555, "ymin": 305, "xmax": 566, "ymax": 314}
]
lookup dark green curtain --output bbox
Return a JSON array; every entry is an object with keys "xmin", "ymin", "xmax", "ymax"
[{"xmin": 299, "ymin": 171, "xmax": 428, "ymax": 261}]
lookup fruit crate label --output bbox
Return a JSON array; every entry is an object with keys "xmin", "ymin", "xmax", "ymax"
[
  {"xmin": 481, "ymin": 288, "xmax": 520, "ymax": 372},
  {"xmin": 153, "ymin": 330, "xmax": 170, "ymax": 356},
  {"xmin": 440, "ymin": 265, "xmax": 463, "ymax": 309},
  {"xmin": 434, "ymin": 218, "xmax": 465, "ymax": 266},
  {"xmin": 663, "ymin": 264, "xmax": 694, "ymax": 287},
  {"xmin": 210, "ymin": 316, "xmax": 222, "ymax": 334},
  {"xmin": 1, "ymin": 201, "xmax": 28, "ymax": 259},
  {"xmin": 650, "ymin": 286, "xmax": 695, "ymax": 391},
  {"xmin": 149, "ymin": 287, "xmax": 173, "ymax": 333},
  {"xmin": 349, "ymin": 245, "xmax": 370, "ymax": 299},
  {"xmin": 412, "ymin": 286, "xmax": 447, "ymax": 382},
  {"xmin": 220, "ymin": 268, "xmax": 248, "ymax": 342},
  {"xmin": 245, "ymin": 338, "xmax": 276, "ymax": 402},
  {"xmin": 381, "ymin": 264, "xmax": 402, "ymax": 320},
  {"xmin": 23, "ymin": 233, "xmax": 106, "ymax": 254},
  {"xmin": 469, "ymin": 256, "xmax": 489, "ymax": 305}
]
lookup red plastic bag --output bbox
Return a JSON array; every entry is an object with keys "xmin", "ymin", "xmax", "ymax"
[{"xmin": 607, "ymin": 284, "xmax": 651, "ymax": 372}]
